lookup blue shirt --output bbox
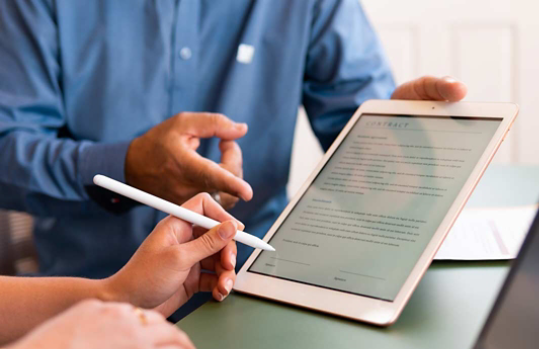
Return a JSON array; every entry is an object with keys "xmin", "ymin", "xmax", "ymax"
[{"xmin": 0, "ymin": 0, "xmax": 395, "ymax": 278}]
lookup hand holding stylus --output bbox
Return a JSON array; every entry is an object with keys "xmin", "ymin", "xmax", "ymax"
[{"xmin": 93, "ymin": 175, "xmax": 275, "ymax": 251}]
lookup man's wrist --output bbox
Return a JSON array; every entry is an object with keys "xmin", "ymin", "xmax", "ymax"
[
  {"xmin": 124, "ymin": 136, "xmax": 141, "ymax": 187},
  {"xmin": 78, "ymin": 141, "xmax": 131, "ymax": 188},
  {"xmin": 79, "ymin": 141, "xmax": 143, "ymax": 212}
]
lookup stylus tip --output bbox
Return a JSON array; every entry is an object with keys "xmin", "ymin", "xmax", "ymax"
[{"xmin": 264, "ymin": 244, "xmax": 276, "ymax": 252}]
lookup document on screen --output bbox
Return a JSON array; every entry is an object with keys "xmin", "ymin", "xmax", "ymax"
[{"xmin": 250, "ymin": 114, "xmax": 501, "ymax": 301}]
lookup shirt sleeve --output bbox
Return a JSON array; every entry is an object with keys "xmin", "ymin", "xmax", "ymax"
[
  {"xmin": 0, "ymin": 0, "xmax": 129, "ymax": 215},
  {"xmin": 302, "ymin": 0, "xmax": 396, "ymax": 151}
]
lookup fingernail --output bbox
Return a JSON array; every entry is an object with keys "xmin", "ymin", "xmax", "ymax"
[
  {"xmin": 235, "ymin": 123, "xmax": 248, "ymax": 130},
  {"xmin": 218, "ymin": 293, "xmax": 224, "ymax": 302},
  {"xmin": 443, "ymin": 76, "xmax": 457, "ymax": 83},
  {"xmin": 230, "ymin": 253, "xmax": 236, "ymax": 268},
  {"xmin": 237, "ymin": 221, "xmax": 245, "ymax": 231},
  {"xmin": 219, "ymin": 221, "xmax": 237, "ymax": 240},
  {"xmin": 225, "ymin": 279, "xmax": 233, "ymax": 293},
  {"xmin": 241, "ymin": 190, "xmax": 253, "ymax": 202}
]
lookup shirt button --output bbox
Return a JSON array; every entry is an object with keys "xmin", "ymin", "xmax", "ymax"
[{"xmin": 179, "ymin": 47, "xmax": 192, "ymax": 60}]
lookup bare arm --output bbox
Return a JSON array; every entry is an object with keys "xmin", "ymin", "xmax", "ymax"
[
  {"xmin": 0, "ymin": 276, "xmax": 110, "ymax": 343},
  {"xmin": 0, "ymin": 193, "xmax": 240, "ymax": 345}
]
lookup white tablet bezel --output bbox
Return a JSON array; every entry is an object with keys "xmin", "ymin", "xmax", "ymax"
[{"xmin": 234, "ymin": 100, "xmax": 518, "ymax": 326}]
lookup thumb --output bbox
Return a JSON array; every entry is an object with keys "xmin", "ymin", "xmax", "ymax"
[
  {"xmin": 178, "ymin": 220, "xmax": 238, "ymax": 267},
  {"xmin": 391, "ymin": 76, "xmax": 467, "ymax": 101}
]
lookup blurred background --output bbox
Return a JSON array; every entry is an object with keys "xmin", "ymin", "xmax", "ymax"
[{"xmin": 289, "ymin": 0, "xmax": 539, "ymax": 196}]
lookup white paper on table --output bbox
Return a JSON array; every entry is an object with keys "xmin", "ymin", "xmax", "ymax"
[{"xmin": 435, "ymin": 205, "xmax": 538, "ymax": 260}]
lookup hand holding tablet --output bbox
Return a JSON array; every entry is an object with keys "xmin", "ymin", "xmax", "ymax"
[{"xmin": 235, "ymin": 100, "xmax": 518, "ymax": 326}]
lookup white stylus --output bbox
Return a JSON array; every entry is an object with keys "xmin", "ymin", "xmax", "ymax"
[{"xmin": 93, "ymin": 175, "xmax": 275, "ymax": 252}]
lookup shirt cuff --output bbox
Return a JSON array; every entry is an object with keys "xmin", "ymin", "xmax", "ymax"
[
  {"xmin": 79, "ymin": 141, "xmax": 130, "ymax": 187},
  {"xmin": 78, "ymin": 141, "xmax": 142, "ymax": 213}
]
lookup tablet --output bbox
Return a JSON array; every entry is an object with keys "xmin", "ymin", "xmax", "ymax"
[{"xmin": 235, "ymin": 100, "xmax": 518, "ymax": 326}]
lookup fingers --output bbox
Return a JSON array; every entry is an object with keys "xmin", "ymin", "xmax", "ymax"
[
  {"xmin": 214, "ymin": 261, "xmax": 236, "ymax": 301},
  {"xmin": 194, "ymin": 227, "xmax": 237, "ymax": 271},
  {"xmin": 219, "ymin": 140, "xmax": 243, "ymax": 176},
  {"xmin": 183, "ymin": 193, "xmax": 245, "ymax": 229},
  {"xmin": 177, "ymin": 112, "xmax": 248, "ymax": 140},
  {"xmin": 197, "ymin": 241, "xmax": 235, "ymax": 275},
  {"xmin": 136, "ymin": 307, "xmax": 167, "ymax": 325},
  {"xmin": 220, "ymin": 240, "xmax": 237, "ymax": 271},
  {"xmin": 193, "ymin": 227, "xmax": 237, "ymax": 271},
  {"xmin": 437, "ymin": 76, "xmax": 468, "ymax": 101},
  {"xmin": 147, "ymin": 323, "xmax": 195, "ymax": 349},
  {"xmin": 152, "ymin": 215, "xmax": 194, "ymax": 245},
  {"xmin": 198, "ymin": 267, "xmax": 236, "ymax": 302},
  {"xmin": 218, "ymin": 140, "xmax": 244, "ymax": 209},
  {"xmin": 85, "ymin": 301, "xmax": 166, "ymax": 326},
  {"xmin": 197, "ymin": 241, "xmax": 237, "ymax": 302},
  {"xmin": 182, "ymin": 151, "xmax": 253, "ymax": 201},
  {"xmin": 151, "ymin": 190, "xmax": 244, "ymax": 244},
  {"xmin": 198, "ymin": 273, "xmax": 218, "ymax": 295},
  {"xmin": 176, "ymin": 220, "xmax": 238, "ymax": 267},
  {"xmin": 391, "ymin": 76, "xmax": 468, "ymax": 102},
  {"xmin": 75, "ymin": 301, "xmax": 193, "ymax": 348}
]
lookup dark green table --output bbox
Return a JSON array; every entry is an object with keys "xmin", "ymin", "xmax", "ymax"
[{"xmin": 178, "ymin": 165, "xmax": 539, "ymax": 349}]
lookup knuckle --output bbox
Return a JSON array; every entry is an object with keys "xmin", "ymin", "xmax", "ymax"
[
  {"xmin": 201, "ymin": 174, "xmax": 213, "ymax": 191},
  {"xmin": 202, "ymin": 164, "xmax": 222, "ymax": 189},
  {"xmin": 200, "ymin": 232, "xmax": 219, "ymax": 251},
  {"xmin": 213, "ymin": 113, "xmax": 227, "ymax": 121},
  {"xmin": 199, "ymin": 192, "xmax": 212, "ymax": 201},
  {"xmin": 209, "ymin": 113, "xmax": 221, "ymax": 125},
  {"xmin": 199, "ymin": 161, "xmax": 214, "ymax": 176},
  {"xmin": 174, "ymin": 112, "xmax": 191, "ymax": 129},
  {"xmin": 211, "ymin": 113, "xmax": 230, "ymax": 127},
  {"xmin": 104, "ymin": 303, "xmax": 133, "ymax": 319}
]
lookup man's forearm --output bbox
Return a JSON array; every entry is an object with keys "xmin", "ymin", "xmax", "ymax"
[
  {"xmin": 0, "ymin": 131, "xmax": 132, "ymax": 215},
  {"xmin": 0, "ymin": 276, "xmax": 115, "ymax": 344}
]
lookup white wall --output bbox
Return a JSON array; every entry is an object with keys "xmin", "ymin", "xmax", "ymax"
[{"xmin": 288, "ymin": 0, "xmax": 539, "ymax": 197}]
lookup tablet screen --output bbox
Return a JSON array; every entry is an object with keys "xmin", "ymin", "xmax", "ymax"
[{"xmin": 249, "ymin": 114, "xmax": 502, "ymax": 301}]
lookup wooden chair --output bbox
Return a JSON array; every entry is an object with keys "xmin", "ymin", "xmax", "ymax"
[{"xmin": 0, "ymin": 211, "xmax": 38, "ymax": 275}]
